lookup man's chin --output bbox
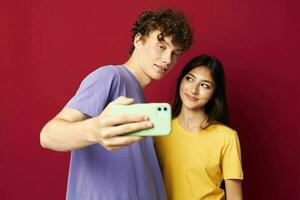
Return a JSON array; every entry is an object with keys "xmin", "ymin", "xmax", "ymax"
[
  {"xmin": 153, "ymin": 71, "xmax": 169, "ymax": 80},
  {"xmin": 152, "ymin": 74, "xmax": 165, "ymax": 80}
]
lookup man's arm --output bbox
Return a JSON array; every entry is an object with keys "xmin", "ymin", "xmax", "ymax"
[
  {"xmin": 225, "ymin": 179, "xmax": 243, "ymax": 200},
  {"xmin": 40, "ymin": 97, "xmax": 152, "ymax": 152}
]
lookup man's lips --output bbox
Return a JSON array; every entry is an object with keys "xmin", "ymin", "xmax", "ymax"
[{"xmin": 154, "ymin": 64, "xmax": 167, "ymax": 72}]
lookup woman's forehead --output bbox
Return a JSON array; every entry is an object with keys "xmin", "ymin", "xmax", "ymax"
[{"xmin": 188, "ymin": 67, "xmax": 214, "ymax": 81}]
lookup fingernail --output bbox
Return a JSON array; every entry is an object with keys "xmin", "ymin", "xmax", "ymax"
[
  {"xmin": 143, "ymin": 116, "xmax": 149, "ymax": 120},
  {"xmin": 146, "ymin": 122, "xmax": 153, "ymax": 128}
]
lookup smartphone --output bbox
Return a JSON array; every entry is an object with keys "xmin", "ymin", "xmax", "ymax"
[{"xmin": 109, "ymin": 103, "xmax": 172, "ymax": 136}]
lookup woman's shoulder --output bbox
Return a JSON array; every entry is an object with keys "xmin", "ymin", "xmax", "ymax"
[{"xmin": 208, "ymin": 123, "xmax": 237, "ymax": 138}]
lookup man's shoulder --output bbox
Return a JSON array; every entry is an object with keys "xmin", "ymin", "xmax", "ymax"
[
  {"xmin": 83, "ymin": 65, "xmax": 125, "ymax": 83},
  {"xmin": 92, "ymin": 65, "xmax": 123, "ymax": 76}
]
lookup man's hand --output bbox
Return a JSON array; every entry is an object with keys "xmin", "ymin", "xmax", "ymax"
[
  {"xmin": 40, "ymin": 97, "xmax": 153, "ymax": 152},
  {"xmin": 88, "ymin": 96, "xmax": 153, "ymax": 151}
]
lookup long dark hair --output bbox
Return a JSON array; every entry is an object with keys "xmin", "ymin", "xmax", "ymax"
[{"xmin": 172, "ymin": 55, "xmax": 230, "ymax": 126}]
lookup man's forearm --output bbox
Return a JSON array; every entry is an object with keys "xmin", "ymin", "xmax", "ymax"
[{"xmin": 40, "ymin": 118, "xmax": 95, "ymax": 152}]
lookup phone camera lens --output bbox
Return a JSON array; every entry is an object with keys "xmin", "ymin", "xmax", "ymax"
[
  {"xmin": 164, "ymin": 107, "xmax": 167, "ymax": 111},
  {"xmin": 158, "ymin": 107, "xmax": 162, "ymax": 111}
]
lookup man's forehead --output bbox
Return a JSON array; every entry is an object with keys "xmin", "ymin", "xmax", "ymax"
[{"xmin": 151, "ymin": 31, "xmax": 182, "ymax": 51}]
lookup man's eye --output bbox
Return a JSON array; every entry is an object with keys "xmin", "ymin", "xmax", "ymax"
[
  {"xmin": 171, "ymin": 53, "xmax": 180, "ymax": 59},
  {"xmin": 173, "ymin": 51, "xmax": 182, "ymax": 56},
  {"xmin": 159, "ymin": 45, "xmax": 166, "ymax": 50}
]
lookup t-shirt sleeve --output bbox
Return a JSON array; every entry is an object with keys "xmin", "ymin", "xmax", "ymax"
[
  {"xmin": 65, "ymin": 67, "xmax": 121, "ymax": 117},
  {"xmin": 222, "ymin": 131, "xmax": 244, "ymax": 180}
]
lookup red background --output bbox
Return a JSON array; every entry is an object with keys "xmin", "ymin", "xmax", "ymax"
[{"xmin": 1, "ymin": 0, "xmax": 299, "ymax": 199}]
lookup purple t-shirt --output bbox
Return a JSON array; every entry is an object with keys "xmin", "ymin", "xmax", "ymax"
[{"xmin": 65, "ymin": 65, "xmax": 166, "ymax": 200}]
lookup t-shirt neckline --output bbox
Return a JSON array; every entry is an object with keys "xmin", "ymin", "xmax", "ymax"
[
  {"xmin": 174, "ymin": 117, "xmax": 215, "ymax": 137},
  {"xmin": 121, "ymin": 65, "xmax": 144, "ymax": 92}
]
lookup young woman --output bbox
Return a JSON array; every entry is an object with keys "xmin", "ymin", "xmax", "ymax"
[{"xmin": 155, "ymin": 55, "xmax": 243, "ymax": 200}]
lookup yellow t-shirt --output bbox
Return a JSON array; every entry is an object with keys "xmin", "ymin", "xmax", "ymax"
[{"xmin": 155, "ymin": 118, "xmax": 243, "ymax": 200}]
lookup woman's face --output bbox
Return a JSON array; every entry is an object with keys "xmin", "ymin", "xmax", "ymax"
[{"xmin": 179, "ymin": 66, "xmax": 215, "ymax": 111}]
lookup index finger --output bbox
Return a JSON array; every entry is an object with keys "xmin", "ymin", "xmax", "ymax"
[
  {"xmin": 104, "ymin": 120, "xmax": 153, "ymax": 137},
  {"xmin": 109, "ymin": 96, "xmax": 135, "ymax": 106},
  {"xmin": 101, "ymin": 114, "xmax": 150, "ymax": 127}
]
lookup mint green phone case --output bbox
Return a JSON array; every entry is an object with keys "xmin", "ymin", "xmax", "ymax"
[{"xmin": 110, "ymin": 103, "xmax": 172, "ymax": 136}]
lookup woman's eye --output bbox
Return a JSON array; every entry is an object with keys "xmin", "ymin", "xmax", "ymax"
[
  {"xmin": 185, "ymin": 76, "xmax": 193, "ymax": 81},
  {"xmin": 201, "ymin": 84, "xmax": 210, "ymax": 89}
]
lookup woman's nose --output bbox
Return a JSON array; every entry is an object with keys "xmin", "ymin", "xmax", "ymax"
[{"xmin": 191, "ymin": 84, "xmax": 199, "ymax": 95}]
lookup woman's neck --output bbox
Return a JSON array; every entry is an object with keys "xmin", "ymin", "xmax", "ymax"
[{"xmin": 177, "ymin": 107, "xmax": 208, "ymax": 132}]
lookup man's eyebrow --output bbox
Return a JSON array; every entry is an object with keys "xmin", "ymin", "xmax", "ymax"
[
  {"xmin": 156, "ymin": 34, "xmax": 171, "ymax": 45},
  {"xmin": 157, "ymin": 34, "xmax": 164, "ymax": 41},
  {"xmin": 156, "ymin": 34, "xmax": 183, "ymax": 52}
]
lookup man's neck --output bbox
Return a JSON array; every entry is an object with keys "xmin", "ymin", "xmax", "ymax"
[{"xmin": 123, "ymin": 54, "xmax": 151, "ymax": 89}]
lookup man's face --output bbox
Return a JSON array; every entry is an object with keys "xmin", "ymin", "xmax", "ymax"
[{"xmin": 134, "ymin": 30, "xmax": 183, "ymax": 80}]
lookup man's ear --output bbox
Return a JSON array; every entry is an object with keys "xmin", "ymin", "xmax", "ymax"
[{"xmin": 134, "ymin": 33, "xmax": 144, "ymax": 49}]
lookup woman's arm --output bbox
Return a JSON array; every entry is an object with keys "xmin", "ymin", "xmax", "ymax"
[{"xmin": 225, "ymin": 179, "xmax": 243, "ymax": 200}]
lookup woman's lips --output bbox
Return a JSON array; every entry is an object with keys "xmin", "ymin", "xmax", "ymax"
[{"xmin": 185, "ymin": 93, "xmax": 199, "ymax": 101}]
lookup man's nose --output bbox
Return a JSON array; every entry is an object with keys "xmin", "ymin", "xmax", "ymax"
[{"xmin": 162, "ymin": 51, "xmax": 172, "ymax": 65}]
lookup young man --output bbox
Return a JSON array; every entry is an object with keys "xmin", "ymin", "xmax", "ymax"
[{"xmin": 40, "ymin": 9, "xmax": 193, "ymax": 199}]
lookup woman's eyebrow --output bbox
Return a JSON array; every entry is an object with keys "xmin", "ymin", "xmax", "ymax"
[
  {"xmin": 187, "ymin": 73, "xmax": 214, "ymax": 84},
  {"xmin": 186, "ymin": 73, "xmax": 196, "ymax": 78},
  {"xmin": 202, "ymin": 80, "xmax": 214, "ymax": 85}
]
